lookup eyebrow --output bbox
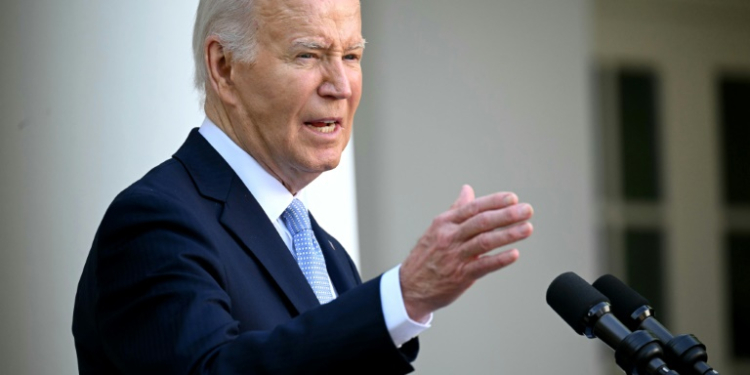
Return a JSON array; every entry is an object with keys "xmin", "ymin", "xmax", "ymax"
[
  {"xmin": 290, "ymin": 38, "xmax": 367, "ymax": 51},
  {"xmin": 347, "ymin": 39, "xmax": 367, "ymax": 51}
]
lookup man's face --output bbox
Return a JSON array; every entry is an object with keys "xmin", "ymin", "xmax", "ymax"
[{"xmin": 227, "ymin": 0, "xmax": 363, "ymax": 192}]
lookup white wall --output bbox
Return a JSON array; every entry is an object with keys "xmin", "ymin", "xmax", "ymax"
[
  {"xmin": 355, "ymin": 1, "xmax": 603, "ymax": 373},
  {"xmin": 0, "ymin": 2, "xmax": 202, "ymax": 374}
]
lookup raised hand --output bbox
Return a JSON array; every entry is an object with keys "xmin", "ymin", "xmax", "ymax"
[{"xmin": 399, "ymin": 185, "xmax": 534, "ymax": 322}]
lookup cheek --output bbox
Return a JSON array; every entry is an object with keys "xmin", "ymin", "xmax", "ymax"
[
  {"xmin": 348, "ymin": 73, "xmax": 363, "ymax": 109},
  {"xmin": 244, "ymin": 65, "xmax": 308, "ymax": 112},
  {"xmin": 282, "ymin": 76, "xmax": 324, "ymax": 113},
  {"xmin": 350, "ymin": 69, "xmax": 362, "ymax": 90}
]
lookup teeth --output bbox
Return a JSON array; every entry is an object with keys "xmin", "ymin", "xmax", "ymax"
[{"xmin": 308, "ymin": 123, "xmax": 336, "ymax": 133}]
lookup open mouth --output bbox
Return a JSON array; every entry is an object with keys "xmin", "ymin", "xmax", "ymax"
[{"xmin": 304, "ymin": 120, "xmax": 339, "ymax": 134}]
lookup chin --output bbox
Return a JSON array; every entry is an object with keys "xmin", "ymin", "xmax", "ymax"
[
  {"xmin": 304, "ymin": 156, "xmax": 342, "ymax": 174},
  {"xmin": 317, "ymin": 159, "xmax": 341, "ymax": 172},
  {"xmin": 304, "ymin": 148, "xmax": 345, "ymax": 172}
]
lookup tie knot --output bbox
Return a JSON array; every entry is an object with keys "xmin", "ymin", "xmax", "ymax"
[{"xmin": 281, "ymin": 198, "xmax": 311, "ymax": 235}]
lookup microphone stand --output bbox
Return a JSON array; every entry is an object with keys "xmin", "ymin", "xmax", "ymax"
[
  {"xmin": 632, "ymin": 306, "xmax": 719, "ymax": 375},
  {"xmin": 587, "ymin": 303, "xmax": 680, "ymax": 375}
]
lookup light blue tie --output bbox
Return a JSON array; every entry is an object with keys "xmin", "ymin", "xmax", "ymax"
[{"xmin": 281, "ymin": 199, "xmax": 334, "ymax": 304}]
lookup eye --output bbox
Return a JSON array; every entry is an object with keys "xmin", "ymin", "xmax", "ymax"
[
  {"xmin": 297, "ymin": 52, "xmax": 317, "ymax": 59},
  {"xmin": 343, "ymin": 54, "xmax": 360, "ymax": 61}
]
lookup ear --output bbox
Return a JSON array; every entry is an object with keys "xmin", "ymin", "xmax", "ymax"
[{"xmin": 204, "ymin": 36, "xmax": 239, "ymax": 105}]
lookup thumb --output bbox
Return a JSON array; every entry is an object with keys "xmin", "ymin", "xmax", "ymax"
[{"xmin": 450, "ymin": 184, "xmax": 475, "ymax": 209}]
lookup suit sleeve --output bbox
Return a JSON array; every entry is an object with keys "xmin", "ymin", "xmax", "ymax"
[{"xmin": 89, "ymin": 189, "xmax": 418, "ymax": 375}]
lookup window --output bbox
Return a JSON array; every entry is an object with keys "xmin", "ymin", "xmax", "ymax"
[
  {"xmin": 598, "ymin": 66, "xmax": 667, "ymax": 323},
  {"xmin": 719, "ymin": 75, "xmax": 750, "ymax": 359}
]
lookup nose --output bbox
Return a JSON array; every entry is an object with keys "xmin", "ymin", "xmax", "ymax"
[{"xmin": 318, "ymin": 59, "xmax": 352, "ymax": 100}]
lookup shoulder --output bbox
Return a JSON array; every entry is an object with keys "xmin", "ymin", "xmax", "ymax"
[
  {"xmin": 88, "ymin": 156, "xmax": 229, "ymax": 288},
  {"xmin": 117, "ymin": 158, "xmax": 197, "ymax": 204},
  {"xmin": 96, "ymin": 157, "xmax": 218, "ymax": 251}
]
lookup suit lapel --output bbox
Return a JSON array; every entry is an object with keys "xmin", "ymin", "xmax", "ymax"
[
  {"xmin": 310, "ymin": 214, "xmax": 359, "ymax": 294},
  {"xmin": 174, "ymin": 129, "xmax": 320, "ymax": 315},
  {"xmin": 219, "ymin": 178, "xmax": 320, "ymax": 313}
]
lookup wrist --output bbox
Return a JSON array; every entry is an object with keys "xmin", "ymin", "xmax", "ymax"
[
  {"xmin": 404, "ymin": 301, "xmax": 431, "ymax": 324},
  {"xmin": 399, "ymin": 270, "xmax": 432, "ymax": 323}
]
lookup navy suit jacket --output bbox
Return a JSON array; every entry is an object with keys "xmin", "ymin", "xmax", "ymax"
[{"xmin": 73, "ymin": 129, "xmax": 418, "ymax": 374}]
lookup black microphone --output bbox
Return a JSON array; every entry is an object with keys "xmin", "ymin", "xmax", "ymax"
[
  {"xmin": 547, "ymin": 272, "xmax": 680, "ymax": 375},
  {"xmin": 593, "ymin": 274, "xmax": 719, "ymax": 375}
]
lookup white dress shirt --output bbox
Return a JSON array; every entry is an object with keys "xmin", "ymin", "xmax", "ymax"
[{"xmin": 198, "ymin": 118, "xmax": 430, "ymax": 347}]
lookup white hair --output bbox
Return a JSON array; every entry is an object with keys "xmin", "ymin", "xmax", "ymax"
[{"xmin": 192, "ymin": 0, "xmax": 258, "ymax": 95}]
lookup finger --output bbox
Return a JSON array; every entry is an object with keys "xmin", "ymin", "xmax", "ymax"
[
  {"xmin": 457, "ymin": 203, "xmax": 533, "ymax": 240},
  {"xmin": 465, "ymin": 248, "xmax": 520, "ymax": 279},
  {"xmin": 450, "ymin": 184, "xmax": 475, "ymax": 210},
  {"xmin": 448, "ymin": 191, "xmax": 519, "ymax": 224},
  {"xmin": 459, "ymin": 221, "xmax": 533, "ymax": 259}
]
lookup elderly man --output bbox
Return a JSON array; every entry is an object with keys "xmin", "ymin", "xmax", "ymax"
[{"xmin": 72, "ymin": 0, "xmax": 534, "ymax": 374}]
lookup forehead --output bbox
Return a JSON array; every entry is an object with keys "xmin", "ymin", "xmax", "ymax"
[{"xmin": 254, "ymin": 0, "xmax": 363, "ymax": 46}]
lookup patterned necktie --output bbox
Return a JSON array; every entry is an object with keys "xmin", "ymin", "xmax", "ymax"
[{"xmin": 281, "ymin": 199, "xmax": 334, "ymax": 304}]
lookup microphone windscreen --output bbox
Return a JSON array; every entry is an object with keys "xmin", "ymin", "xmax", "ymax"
[
  {"xmin": 593, "ymin": 274, "xmax": 650, "ymax": 330},
  {"xmin": 546, "ymin": 272, "xmax": 610, "ymax": 335}
]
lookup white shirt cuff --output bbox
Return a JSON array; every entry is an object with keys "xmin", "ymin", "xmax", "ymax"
[{"xmin": 380, "ymin": 264, "xmax": 432, "ymax": 347}]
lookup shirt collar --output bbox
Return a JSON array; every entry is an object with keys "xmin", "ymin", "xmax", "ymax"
[{"xmin": 198, "ymin": 117, "xmax": 305, "ymax": 222}]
